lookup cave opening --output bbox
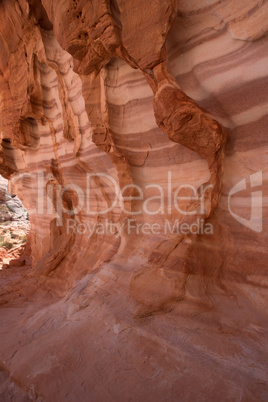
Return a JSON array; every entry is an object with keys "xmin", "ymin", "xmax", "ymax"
[{"xmin": 0, "ymin": 174, "xmax": 30, "ymax": 269}]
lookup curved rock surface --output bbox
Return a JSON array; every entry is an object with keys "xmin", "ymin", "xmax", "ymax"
[{"xmin": 0, "ymin": 0, "xmax": 267, "ymax": 400}]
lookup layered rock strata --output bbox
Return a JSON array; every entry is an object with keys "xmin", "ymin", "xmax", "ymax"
[{"xmin": 0, "ymin": 0, "xmax": 267, "ymax": 400}]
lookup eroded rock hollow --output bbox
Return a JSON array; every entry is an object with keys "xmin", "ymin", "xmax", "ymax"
[{"xmin": 0, "ymin": 0, "xmax": 267, "ymax": 400}]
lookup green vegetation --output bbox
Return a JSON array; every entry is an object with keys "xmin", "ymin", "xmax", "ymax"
[{"xmin": 0, "ymin": 240, "xmax": 13, "ymax": 250}]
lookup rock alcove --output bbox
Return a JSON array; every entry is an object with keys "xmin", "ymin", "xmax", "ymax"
[{"xmin": 0, "ymin": 0, "xmax": 267, "ymax": 400}]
